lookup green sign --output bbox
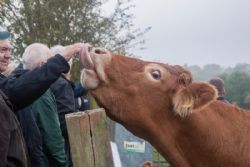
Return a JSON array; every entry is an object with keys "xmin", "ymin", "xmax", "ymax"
[{"xmin": 124, "ymin": 141, "xmax": 145, "ymax": 153}]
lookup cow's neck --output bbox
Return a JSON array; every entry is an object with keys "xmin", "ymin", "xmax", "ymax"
[
  {"xmin": 143, "ymin": 110, "xmax": 192, "ymax": 167},
  {"xmin": 144, "ymin": 104, "xmax": 250, "ymax": 167}
]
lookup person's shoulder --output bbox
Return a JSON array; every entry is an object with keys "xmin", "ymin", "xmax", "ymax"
[
  {"xmin": 35, "ymin": 89, "xmax": 56, "ymax": 106},
  {"xmin": 54, "ymin": 76, "xmax": 69, "ymax": 85},
  {"xmin": 0, "ymin": 73, "xmax": 6, "ymax": 79},
  {"xmin": 51, "ymin": 76, "xmax": 71, "ymax": 93},
  {"xmin": 217, "ymin": 96, "xmax": 230, "ymax": 104}
]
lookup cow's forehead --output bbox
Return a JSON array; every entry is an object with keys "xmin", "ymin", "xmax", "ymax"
[
  {"xmin": 112, "ymin": 54, "xmax": 171, "ymax": 71},
  {"xmin": 144, "ymin": 63, "xmax": 169, "ymax": 70},
  {"xmin": 108, "ymin": 54, "xmax": 187, "ymax": 83}
]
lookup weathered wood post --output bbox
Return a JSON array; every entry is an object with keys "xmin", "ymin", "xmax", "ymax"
[{"xmin": 66, "ymin": 108, "xmax": 114, "ymax": 167}]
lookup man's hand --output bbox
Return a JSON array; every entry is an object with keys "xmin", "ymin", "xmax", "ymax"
[{"xmin": 60, "ymin": 43, "xmax": 83, "ymax": 61}]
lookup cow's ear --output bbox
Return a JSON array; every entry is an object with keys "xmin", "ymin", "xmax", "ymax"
[{"xmin": 173, "ymin": 82, "xmax": 217, "ymax": 117}]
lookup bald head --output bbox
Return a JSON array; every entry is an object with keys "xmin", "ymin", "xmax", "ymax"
[{"xmin": 22, "ymin": 43, "xmax": 52, "ymax": 70}]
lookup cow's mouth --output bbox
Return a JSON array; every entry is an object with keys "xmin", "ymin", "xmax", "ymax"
[{"xmin": 80, "ymin": 47, "xmax": 110, "ymax": 89}]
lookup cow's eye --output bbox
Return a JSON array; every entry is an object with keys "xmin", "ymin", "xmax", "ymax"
[{"xmin": 151, "ymin": 70, "xmax": 161, "ymax": 80}]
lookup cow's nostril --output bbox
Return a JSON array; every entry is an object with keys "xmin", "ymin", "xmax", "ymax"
[{"xmin": 94, "ymin": 48, "xmax": 107, "ymax": 55}]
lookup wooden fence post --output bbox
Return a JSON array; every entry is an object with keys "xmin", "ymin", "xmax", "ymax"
[{"xmin": 65, "ymin": 108, "xmax": 114, "ymax": 167}]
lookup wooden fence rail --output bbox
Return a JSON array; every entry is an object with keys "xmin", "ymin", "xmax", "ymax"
[{"xmin": 66, "ymin": 108, "xmax": 114, "ymax": 167}]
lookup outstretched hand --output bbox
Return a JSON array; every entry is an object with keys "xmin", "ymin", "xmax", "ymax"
[{"xmin": 60, "ymin": 43, "xmax": 83, "ymax": 61}]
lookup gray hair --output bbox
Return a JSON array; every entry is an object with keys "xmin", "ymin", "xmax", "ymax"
[
  {"xmin": 22, "ymin": 43, "xmax": 51, "ymax": 70},
  {"xmin": 50, "ymin": 45, "xmax": 65, "ymax": 55},
  {"xmin": 51, "ymin": 44, "xmax": 73, "ymax": 67}
]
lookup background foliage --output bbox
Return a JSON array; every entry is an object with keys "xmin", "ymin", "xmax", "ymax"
[
  {"xmin": 185, "ymin": 63, "xmax": 250, "ymax": 109},
  {"xmin": 0, "ymin": 0, "xmax": 150, "ymax": 80}
]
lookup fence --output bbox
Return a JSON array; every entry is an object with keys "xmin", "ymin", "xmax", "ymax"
[
  {"xmin": 152, "ymin": 149, "xmax": 170, "ymax": 167},
  {"xmin": 66, "ymin": 108, "xmax": 114, "ymax": 167}
]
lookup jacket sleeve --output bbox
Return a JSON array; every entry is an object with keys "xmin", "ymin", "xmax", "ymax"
[
  {"xmin": 32, "ymin": 90, "xmax": 68, "ymax": 167},
  {"xmin": 0, "ymin": 54, "xmax": 70, "ymax": 110},
  {"xmin": 73, "ymin": 82, "xmax": 88, "ymax": 98},
  {"xmin": 50, "ymin": 77, "xmax": 76, "ymax": 114}
]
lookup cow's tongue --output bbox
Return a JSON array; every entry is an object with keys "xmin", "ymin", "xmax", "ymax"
[{"xmin": 79, "ymin": 44, "xmax": 94, "ymax": 70}]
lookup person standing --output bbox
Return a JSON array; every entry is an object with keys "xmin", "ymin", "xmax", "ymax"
[
  {"xmin": 5, "ymin": 63, "xmax": 45, "ymax": 167},
  {"xmin": 50, "ymin": 45, "xmax": 89, "ymax": 166},
  {"xmin": 209, "ymin": 77, "xmax": 230, "ymax": 104},
  {"xmin": 22, "ymin": 43, "xmax": 68, "ymax": 167}
]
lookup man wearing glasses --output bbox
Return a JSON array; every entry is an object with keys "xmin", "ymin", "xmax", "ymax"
[{"xmin": 0, "ymin": 31, "xmax": 12, "ymax": 73}]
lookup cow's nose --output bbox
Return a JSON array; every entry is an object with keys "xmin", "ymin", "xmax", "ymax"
[{"xmin": 93, "ymin": 48, "xmax": 107, "ymax": 55}]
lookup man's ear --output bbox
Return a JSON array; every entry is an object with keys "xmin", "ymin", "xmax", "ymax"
[{"xmin": 173, "ymin": 82, "xmax": 217, "ymax": 117}]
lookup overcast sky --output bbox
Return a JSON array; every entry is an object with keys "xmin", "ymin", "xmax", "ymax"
[{"xmin": 105, "ymin": 0, "xmax": 250, "ymax": 67}]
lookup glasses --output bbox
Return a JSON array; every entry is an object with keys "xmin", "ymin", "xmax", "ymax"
[{"xmin": 0, "ymin": 47, "xmax": 12, "ymax": 53}]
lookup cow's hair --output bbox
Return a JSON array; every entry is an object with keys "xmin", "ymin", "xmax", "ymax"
[
  {"xmin": 178, "ymin": 73, "xmax": 192, "ymax": 86},
  {"xmin": 173, "ymin": 82, "xmax": 217, "ymax": 117},
  {"xmin": 169, "ymin": 65, "xmax": 192, "ymax": 86}
]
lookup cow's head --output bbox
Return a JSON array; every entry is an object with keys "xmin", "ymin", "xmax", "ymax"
[{"xmin": 80, "ymin": 48, "xmax": 217, "ymax": 137}]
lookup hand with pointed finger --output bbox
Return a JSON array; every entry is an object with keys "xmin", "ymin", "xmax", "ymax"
[{"xmin": 60, "ymin": 43, "xmax": 83, "ymax": 61}]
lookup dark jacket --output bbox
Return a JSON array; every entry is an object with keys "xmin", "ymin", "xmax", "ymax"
[
  {"xmin": 50, "ymin": 76, "xmax": 76, "ymax": 115},
  {"xmin": 12, "ymin": 64, "xmax": 45, "ymax": 167},
  {"xmin": 50, "ymin": 77, "xmax": 88, "ymax": 167},
  {"xmin": 18, "ymin": 106, "xmax": 45, "ymax": 167},
  {"xmin": 0, "ymin": 54, "xmax": 70, "ymax": 111},
  {"xmin": 0, "ymin": 54, "xmax": 69, "ymax": 167},
  {"xmin": 0, "ymin": 90, "xmax": 28, "ymax": 167},
  {"xmin": 50, "ymin": 76, "xmax": 76, "ymax": 167},
  {"xmin": 50, "ymin": 77, "xmax": 89, "ymax": 135},
  {"xmin": 73, "ymin": 82, "xmax": 90, "ymax": 111},
  {"xmin": 73, "ymin": 82, "xmax": 88, "ymax": 99}
]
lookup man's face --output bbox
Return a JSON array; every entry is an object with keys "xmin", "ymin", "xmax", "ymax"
[{"xmin": 0, "ymin": 40, "xmax": 12, "ymax": 73}]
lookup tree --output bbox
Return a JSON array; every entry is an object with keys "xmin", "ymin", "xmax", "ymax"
[
  {"xmin": 232, "ymin": 63, "xmax": 250, "ymax": 74},
  {"xmin": 186, "ymin": 64, "xmax": 224, "ymax": 81},
  {"xmin": 185, "ymin": 65, "xmax": 202, "ymax": 81},
  {"xmin": 202, "ymin": 64, "xmax": 223, "ymax": 81},
  {"xmin": 0, "ymin": 0, "xmax": 150, "ymax": 80},
  {"xmin": 220, "ymin": 72, "xmax": 250, "ymax": 109}
]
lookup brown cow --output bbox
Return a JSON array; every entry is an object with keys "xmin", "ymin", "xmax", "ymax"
[{"xmin": 80, "ymin": 48, "xmax": 250, "ymax": 167}]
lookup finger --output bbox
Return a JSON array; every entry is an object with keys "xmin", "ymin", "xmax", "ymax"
[
  {"xmin": 84, "ymin": 43, "xmax": 92, "ymax": 47},
  {"xmin": 72, "ymin": 44, "xmax": 82, "ymax": 53}
]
